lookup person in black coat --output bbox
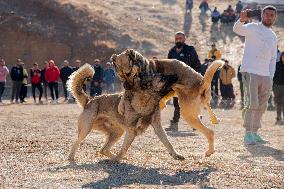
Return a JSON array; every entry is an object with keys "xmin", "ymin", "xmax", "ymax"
[
  {"xmin": 10, "ymin": 59, "xmax": 24, "ymax": 103},
  {"xmin": 273, "ymin": 52, "xmax": 284, "ymax": 124},
  {"xmin": 60, "ymin": 60, "xmax": 73, "ymax": 101},
  {"xmin": 90, "ymin": 59, "xmax": 104, "ymax": 97},
  {"xmin": 166, "ymin": 31, "xmax": 201, "ymax": 131}
]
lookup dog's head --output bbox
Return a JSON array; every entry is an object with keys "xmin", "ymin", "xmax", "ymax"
[{"xmin": 111, "ymin": 49, "xmax": 149, "ymax": 90}]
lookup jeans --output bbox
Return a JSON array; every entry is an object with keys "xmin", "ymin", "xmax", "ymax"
[
  {"xmin": 0, "ymin": 82, "xmax": 5, "ymax": 101},
  {"xmin": 11, "ymin": 81, "xmax": 22, "ymax": 102},
  {"xmin": 48, "ymin": 82, "xmax": 59, "ymax": 100},
  {"xmin": 32, "ymin": 83, "xmax": 43, "ymax": 101}
]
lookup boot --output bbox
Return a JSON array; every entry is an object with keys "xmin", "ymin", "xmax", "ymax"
[{"xmin": 165, "ymin": 120, "xmax": 178, "ymax": 131}]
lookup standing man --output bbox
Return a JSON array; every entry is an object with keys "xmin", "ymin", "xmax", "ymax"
[
  {"xmin": 90, "ymin": 59, "xmax": 104, "ymax": 97},
  {"xmin": 103, "ymin": 62, "xmax": 116, "ymax": 93},
  {"xmin": 45, "ymin": 60, "xmax": 60, "ymax": 104},
  {"xmin": 41, "ymin": 61, "xmax": 49, "ymax": 102},
  {"xmin": 208, "ymin": 43, "xmax": 222, "ymax": 60},
  {"xmin": 233, "ymin": 6, "xmax": 278, "ymax": 145},
  {"xmin": 0, "ymin": 59, "xmax": 9, "ymax": 103},
  {"xmin": 60, "ymin": 60, "xmax": 73, "ymax": 101},
  {"xmin": 165, "ymin": 31, "xmax": 201, "ymax": 131},
  {"xmin": 30, "ymin": 63, "xmax": 43, "ymax": 104},
  {"xmin": 10, "ymin": 59, "xmax": 24, "ymax": 103}
]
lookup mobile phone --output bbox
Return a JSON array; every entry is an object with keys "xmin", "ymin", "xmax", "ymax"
[{"xmin": 247, "ymin": 9, "xmax": 261, "ymax": 18}]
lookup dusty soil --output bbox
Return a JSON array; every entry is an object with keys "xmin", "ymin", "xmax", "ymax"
[{"xmin": 0, "ymin": 100, "xmax": 283, "ymax": 188}]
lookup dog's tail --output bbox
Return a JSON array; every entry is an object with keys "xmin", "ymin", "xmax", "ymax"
[
  {"xmin": 201, "ymin": 60, "xmax": 224, "ymax": 91},
  {"xmin": 67, "ymin": 64, "xmax": 94, "ymax": 108}
]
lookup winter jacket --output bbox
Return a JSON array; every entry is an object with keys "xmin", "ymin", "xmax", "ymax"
[
  {"xmin": 104, "ymin": 68, "xmax": 116, "ymax": 84},
  {"xmin": 10, "ymin": 66, "xmax": 24, "ymax": 81},
  {"xmin": 60, "ymin": 66, "xmax": 73, "ymax": 83},
  {"xmin": 22, "ymin": 69, "xmax": 28, "ymax": 85},
  {"xmin": 30, "ymin": 68, "xmax": 42, "ymax": 84},
  {"xmin": 168, "ymin": 44, "xmax": 201, "ymax": 72},
  {"xmin": 273, "ymin": 59, "xmax": 284, "ymax": 86},
  {"xmin": 92, "ymin": 65, "xmax": 104, "ymax": 83},
  {"xmin": 45, "ymin": 66, "xmax": 60, "ymax": 83},
  {"xmin": 208, "ymin": 49, "xmax": 222, "ymax": 60},
  {"xmin": 0, "ymin": 66, "xmax": 9, "ymax": 82},
  {"xmin": 219, "ymin": 65, "xmax": 235, "ymax": 85}
]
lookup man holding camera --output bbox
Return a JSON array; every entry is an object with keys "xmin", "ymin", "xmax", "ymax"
[{"xmin": 233, "ymin": 6, "xmax": 278, "ymax": 145}]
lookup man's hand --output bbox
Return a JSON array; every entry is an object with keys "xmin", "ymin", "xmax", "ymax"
[{"xmin": 240, "ymin": 10, "xmax": 249, "ymax": 22}]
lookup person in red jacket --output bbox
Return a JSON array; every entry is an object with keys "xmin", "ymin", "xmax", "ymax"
[
  {"xmin": 45, "ymin": 60, "xmax": 60, "ymax": 103},
  {"xmin": 30, "ymin": 63, "xmax": 43, "ymax": 104}
]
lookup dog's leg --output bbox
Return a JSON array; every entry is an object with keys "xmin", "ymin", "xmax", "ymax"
[
  {"xmin": 111, "ymin": 128, "xmax": 136, "ymax": 161},
  {"xmin": 159, "ymin": 91, "xmax": 176, "ymax": 109},
  {"xmin": 68, "ymin": 119, "xmax": 92, "ymax": 161},
  {"xmin": 182, "ymin": 114, "xmax": 215, "ymax": 157},
  {"xmin": 100, "ymin": 124, "xmax": 124, "ymax": 158},
  {"xmin": 151, "ymin": 109, "xmax": 185, "ymax": 160},
  {"xmin": 205, "ymin": 102, "xmax": 220, "ymax": 124},
  {"xmin": 118, "ymin": 94, "xmax": 125, "ymax": 115}
]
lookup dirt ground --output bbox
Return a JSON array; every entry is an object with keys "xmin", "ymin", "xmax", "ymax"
[{"xmin": 0, "ymin": 99, "xmax": 283, "ymax": 189}]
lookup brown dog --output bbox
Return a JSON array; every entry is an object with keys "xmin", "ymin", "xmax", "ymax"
[
  {"xmin": 111, "ymin": 49, "xmax": 223, "ymax": 157},
  {"xmin": 67, "ymin": 64, "xmax": 184, "ymax": 161}
]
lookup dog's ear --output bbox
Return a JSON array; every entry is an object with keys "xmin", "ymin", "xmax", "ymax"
[
  {"xmin": 111, "ymin": 54, "xmax": 117, "ymax": 62},
  {"xmin": 126, "ymin": 49, "xmax": 136, "ymax": 60}
]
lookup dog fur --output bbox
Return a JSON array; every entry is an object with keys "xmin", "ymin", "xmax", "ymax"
[
  {"xmin": 111, "ymin": 49, "xmax": 224, "ymax": 157},
  {"xmin": 67, "ymin": 64, "xmax": 184, "ymax": 161}
]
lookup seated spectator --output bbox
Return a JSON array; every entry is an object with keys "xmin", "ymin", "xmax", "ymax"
[
  {"xmin": 208, "ymin": 43, "xmax": 222, "ymax": 60},
  {"xmin": 199, "ymin": 0, "xmax": 210, "ymax": 14},
  {"xmin": 211, "ymin": 7, "xmax": 221, "ymax": 23},
  {"xmin": 103, "ymin": 62, "xmax": 116, "ymax": 93},
  {"xmin": 219, "ymin": 60, "xmax": 235, "ymax": 109}
]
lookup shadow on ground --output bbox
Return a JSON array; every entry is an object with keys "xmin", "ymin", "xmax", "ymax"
[
  {"xmin": 51, "ymin": 160, "xmax": 217, "ymax": 188},
  {"xmin": 238, "ymin": 143, "xmax": 284, "ymax": 162}
]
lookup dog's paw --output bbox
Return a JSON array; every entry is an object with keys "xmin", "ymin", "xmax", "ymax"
[
  {"xmin": 67, "ymin": 156, "xmax": 75, "ymax": 162},
  {"xmin": 175, "ymin": 154, "xmax": 185, "ymax": 161},
  {"xmin": 170, "ymin": 153, "xmax": 185, "ymax": 160},
  {"xmin": 110, "ymin": 155, "xmax": 121, "ymax": 162},
  {"xmin": 205, "ymin": 149, "xmax": 215, "ymax": 157},
  {"xmin": 211, "ymin": 117, "xmax": 220, "ymax": 124}
]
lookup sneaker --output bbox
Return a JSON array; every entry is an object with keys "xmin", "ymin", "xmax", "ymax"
[
  {"xmin": 165, "ymin": 120, "xmax": 178, "ymax": 131},
  {"xmin": 244, "ymin": 132, "xmax": 256, "ymax": 145},
  {"xmin": 252, "ymin": 133, "xmax": 267, "ymax": 143},
  {"xmin": 275, "ymin": 120, "xmax": 282, "ymax": 125},
  {"xmin": 34, "ymin": 99, "xmax": 37, "ymax": 104},
  {"xmin": 38, "ymin": 100, "xmax": 43, "ymax": 104}
]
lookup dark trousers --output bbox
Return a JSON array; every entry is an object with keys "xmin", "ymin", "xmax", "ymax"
[
  {"xmin": 32, "ymin": 83, "xmax": 43, "ymax": 101},
  {"xmin": 19, "ymin": 84, "xmax": 27, "ymax": 102},
  {"xmin": 220, "ymin": 83, "xmax": 235, "ymax": 100},
  {"xmin": 90, "ymin": 82, "xmax": 102, "ymax": 97},
  {"xmin": 43, "ymin": 82, "xmax": 48, "ymax": 100},
  {"xmin": 239, "ymin": 81, "xmax": 244, "ymax": 102},
  {"xmin": 172, "ymin": 97, "xmax": 180, "ymax": 123},
  {"xmin": 48, "ymin": 82, "xmax": 59, "ymax": 100},
  {"xmin": 11, "ymin": 81, "xmax": 22, "ymax": 102},
  {"xmin": 273, "ymin": 85, "xmax": 284, "ymax": 119},
  {"xmin": 62, "ymin": 81, "xmax": 68, "ymax": 99},
  {"xmin": 0, "ymin": 82, "xmax": 5, "ymax": 101}
]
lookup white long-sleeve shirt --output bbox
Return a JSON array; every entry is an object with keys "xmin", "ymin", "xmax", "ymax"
[{"xmin": 233, "ymin": 20, "xmax": 278, "ymax": 79}]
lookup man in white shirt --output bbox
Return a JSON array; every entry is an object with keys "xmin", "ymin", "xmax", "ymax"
[{"xmin": 233, "ymin": 6, "xmax": 278, "ymax": 145}]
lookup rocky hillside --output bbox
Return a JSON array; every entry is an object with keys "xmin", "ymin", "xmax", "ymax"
[{"xmin": 0, "ymin": 0, "xmax": 283, "ymax": 69}]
